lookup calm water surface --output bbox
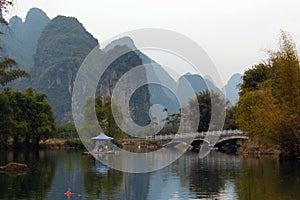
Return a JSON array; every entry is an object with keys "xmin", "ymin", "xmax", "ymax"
[{"xmin": 0, "ymin": 150, "xmax": 299, "ymax": 200}]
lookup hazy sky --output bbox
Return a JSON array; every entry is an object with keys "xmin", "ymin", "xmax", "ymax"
[{"xmin": 8, "ymin": 0, "xmax": 300, "ymax": 84}]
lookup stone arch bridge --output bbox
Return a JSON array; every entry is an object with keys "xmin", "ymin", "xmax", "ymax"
[{"xmin": 146, "ymin": 130, "xmax": 248, "ymax": 153}]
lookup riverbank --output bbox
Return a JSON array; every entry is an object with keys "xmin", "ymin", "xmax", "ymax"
[
  {"xmin": 2, "ymin": 137, "xmax": 298, "ymax": 162},
  {"xmin": 238, "ymin": 140, "xmax": 281, "ymax": 156},
  {"xmin": 0, "ymin": 138, "xmax": 85, "ymax": 150},
  {"xmin": 122, "ymin": 138, "xmax": 161, "ymax": 152}
]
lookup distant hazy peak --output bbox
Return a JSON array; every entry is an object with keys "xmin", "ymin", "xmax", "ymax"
[
  {"xmin": 227, "ymin": 73, "xmax": 242, "ymax": 82},
  {"xmin": 103, "ymin": 36, "xmax": 136, "ymax": 52},
  {"xmin": 25, "ymin": 7, "xmax": 49, "ymax": 23},
  {"xmin": 50, "ymin": 15, "xmax": 86, "ymax": 30},
  {"xmin": 8, "ymin": 15, "xmax": 22, "ymax": 24},
  {"xmin": 52, "ymin": 15, "xmax": 77, "ymax": 22},
  {"xmin": 223, "ymin": 73, "xmax": 242, "ymax": 105},
  {"xmin": 224, "ymin": 73, "xmax": 242, "ymax": 89},
  {"xmin": 203, "ymin": 75, "xmax": 215, "ymax": 85}
]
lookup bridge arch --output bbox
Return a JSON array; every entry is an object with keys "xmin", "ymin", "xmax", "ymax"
[
  {"xmin": 214, "ymin": 136, "xmax": 248, "ymax": 154},
  {"xmin": 190, "ymin": 135, "xmax": 248, "ymax": 153},
  {"xmin": 190, "ymin": 139, "xmax": 209, "ymax": 151},
  {"xmin": 145, "ymin": 130, "xmax": 247, "ymax": 154},
  {"xmin": 214, "ymin": 135, "xmax": 249, "ymax": 147}
]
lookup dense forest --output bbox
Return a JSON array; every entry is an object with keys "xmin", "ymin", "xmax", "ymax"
[{"xmin": 0, "ymin": 87, "xmax": 56, "ymax": 148}]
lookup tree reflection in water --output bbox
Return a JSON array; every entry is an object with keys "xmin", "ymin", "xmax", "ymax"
[
  {"xmin": 0, "ymin": 150, "xmax": 56, "ymax": 200},
  {"xmin": 81, "ymin": 155, "xmax": 124, "ymax": 199},
  {"xmin": 236, "ymin": 156, "xmax": 300, "ymax": 200},
  {"xmin": 1, "ymin": 150, "xmax": 298, "ymax": 200},
  {"xmin": 186, "ymin": 151, "xmax": 241, "ymax": 199}
]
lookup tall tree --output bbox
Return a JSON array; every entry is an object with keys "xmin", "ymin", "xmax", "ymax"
[
  {"xmin": 270, "ymin": 31, "xmax": 300, "ymax": 159},
  {"xmin": 80, "ymin": 96, "xmax": 125, "ymax": 148},
  {"xmin": 236, "ymin": 31, "xmax": 300, "ymax": 160},
  {"xmin": 1, "ymin": 87, "xmax": 56, "ymax": 148},
  {"xmin": 25, "ymin": 88, "xmax": 57, "ymax": 146},
  {"xmin": 184, "ymin": 90, "xmax": 227, "ymax": 132},
  {"xmin": 0, "ymin": 91, "xmax": 14, "ymax": 144}
]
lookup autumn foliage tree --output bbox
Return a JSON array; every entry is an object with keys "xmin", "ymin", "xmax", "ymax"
[{"xmin": 236, "ymin": 31, "xmax": 300, "ymax": 160}]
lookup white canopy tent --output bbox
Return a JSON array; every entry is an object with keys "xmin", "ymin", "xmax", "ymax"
[
  {"xmin": 91, "ymin": 132, "xmax": 114, "ymax": 141},
  {"xmin": 91, "ymin": 133, "xmax": 114, "ymax": 152}
]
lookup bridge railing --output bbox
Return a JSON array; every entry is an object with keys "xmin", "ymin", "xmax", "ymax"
[{"xmin": 146, "ymin": 130, "xmax": 244, "ymax": 141}]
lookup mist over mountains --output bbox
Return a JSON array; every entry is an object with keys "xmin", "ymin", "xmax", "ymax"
[
  {"xmin": 0, "ymin": 8, "xmax": 50, "ymax": 72},
  {"xmin": 0, "ymin": 8, "xmax": 242, "ymax": 124}
]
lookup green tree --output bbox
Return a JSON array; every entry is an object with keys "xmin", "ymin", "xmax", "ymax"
[
  {"xmin": 0, "ymin": 92, "xmax": 14, "ymax": 145},
  {"xmin": 184, "ymin": 90, "xmax": 227, "ymax": 132},
  {"xmin": 0, "ymin": 87, "xmax": 56, "ymax": 148},
  {"xmin": 239, "ymin": 63, "xmax": 272, "ymax": 96},
  {"xmin": 95, "ymin": 96, "xmax": 124, "ymax": 147},
  {"xmin": 223, "ymin": 106, "xmax": 238, "ymax": 130},
  {"xmin": 0, "ymin": 56, "xmax": 30, "ymax": 87},
  {"xmin": 57, "ymin": 123, "xmax": 77, "ymax": 139},
  {"xmin": 166, "ymin": 113, "xmax": 181, "ymax": 134},
  {"xmin": 25, "ymin": 88, "xmax": 57, "ymax": 146},
  {"xmin": 80, "ymin": 96, "xmax": 125, "ymax": 148}
]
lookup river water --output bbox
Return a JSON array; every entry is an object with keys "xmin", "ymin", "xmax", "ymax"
[{"xmin": 0, "ymin": 150, "xmax": 299, "ymax": 200}]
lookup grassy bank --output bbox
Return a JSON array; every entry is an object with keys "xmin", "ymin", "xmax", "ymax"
[{"xmin": 39, "ymin": 138, "xmax": 85, "ymax": 149}]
